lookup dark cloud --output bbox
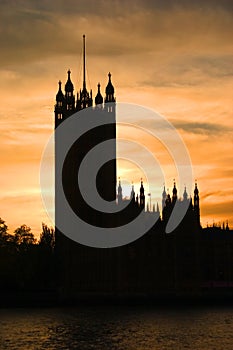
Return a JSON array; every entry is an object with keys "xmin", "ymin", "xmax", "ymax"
[
  {"xmin": 1, "ymin": 0, "xmax": 233, "ymax": 15},
  {"xmin": 202, "ymin": 190, "xmax": 232, "ymax": 201},
  {"xmin": 0, "ymin": 0, "xmax": 232, "ymax": 69},
  {"xmin": 138, "ymin": 0, "xmax": 233, "ymax": 11},
  {"xmin": 171, "ymin": 120, "xmax": 232, "ymax": 135},
  {"xmin": 141, "ymin": 54, "xmax": 233, "ymax": 88}
]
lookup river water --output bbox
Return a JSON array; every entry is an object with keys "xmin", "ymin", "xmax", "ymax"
[{"xmin": 0, "ymin": 305, "xmax": 233, "ymax": 349}]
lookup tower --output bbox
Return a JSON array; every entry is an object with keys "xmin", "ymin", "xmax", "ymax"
[
  {"xmin": 183, "ymin": 186, "xmax": 188, "ymax": 201},
  {"xmin": 105, "ymin": 72, "xmax": 115, "ymax": 103},
  {"xmin": 54, "ymin": 81, "xmax": 65, "ymax": 128},
  {"xmin": 172, "ymin": 181, "xmax": 177, "ymax": 204},
  {"xmin": 139, "ymin": 180, "xmax": 145, "ymax": 210},
  {"xmin": 65, "ymin": 69, "xmax": 75, "ymax": 113},
  {"xmin": 55, "ymin": 35, "xmax": 117, "ymax": 233},
  {"xmin": 162, "ymin": 185, "xmax": 166, "ymax": 209},
  {"xmin": 96, "ymin": 71, "xmax": 116, "ymax": 202},
  {"xmin": 162, "ymin": 189, "xmax": 172, "ymax": 222},
  {"xmin": 130, "ymin": 183, "xmax": 135, "ymax": 202},
  {"xmin": 194, "ymin": 182, "xmax": 200, "ymax": 226},
  {"xmin": 76, "ymin": 35, "xmax": 93, "ymax": 110},
  {"xmin": 95, "ymin": 83, "xmax": 103, "ymax": 106},
  {"xmin": 117, "ymin": 178, "xmax": 123, "ymax": 204}
]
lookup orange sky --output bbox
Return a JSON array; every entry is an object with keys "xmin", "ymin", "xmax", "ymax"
[{"xmin": 0, "ymin": 0, "xmax": 232, "ymax": 237}]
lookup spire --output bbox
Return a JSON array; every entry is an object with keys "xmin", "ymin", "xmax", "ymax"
[
  {"xmin": 183, "ymin": 186, "xmax": 188, "ymax": 201},
  {"xmin": 76, "ymin": 35, "xmax": 93, "ymax": 110},
  {"xmin": 117, "ymin": 178, "xmax": 122, "ymax": 203},
  {"xmin": 55, "ymin": 80, "xmax": 65, "ymax": 127},
  {"xmin": 193, "ymin": 181, "xmax": 200, "ymax": 226},
  {"xmin": 162, "ymin": 185, "xmax": 166, "ymax": 209},
  {"xmin": 162, "ymin": 185, "xmax": 166, "ymax": 197},
  {"xmin": 83, "ymin": 34, "xmax": 86, "ymax": 90},
  {"xmin": 130, "ymin": 183, "xmax": 135, "ymax": 201},
  {"xmin": 139, "ymin": 179, "xmax": 145, "ymax": 209},
  {"xmin": 105, "ymin": 72, "xmax": 115, "ymax": 103},
  {"xmin": 172, "ymin": 180, "xmax": 177, "ymax": 203},
  {"xmin": 65, "ymin": 69, "xmax": 74, "ymax": 93},
  {"xmin": 165, "ymin": 190, "xmax": 171, "ymax": 207},
  {"xmin": 95, "ymin": 83, "xmax": 103, "ymax": 105},
  {"xmin": 56, "ymin": 80, "xmax": 64, "ymax": 102},
  {"xmin": 194, "ymin": 181, "xmax": 199, "ymax": 196},
  {"xmin": 140, "ymin": 179, "xmax": 144, "ymax": 194}
]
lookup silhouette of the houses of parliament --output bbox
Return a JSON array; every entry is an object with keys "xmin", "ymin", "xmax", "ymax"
[{"xmin": 54, "ymin": 36, "xmax": 233, "ymax": 300}]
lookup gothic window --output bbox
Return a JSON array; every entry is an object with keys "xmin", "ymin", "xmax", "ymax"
[
  {"xmin": 58, "ymin": 101, "xmax": 62, "ymax": 107},
  {"xmin": 58, "ymin": 113, "xmax": 62, "ymax": 120}
]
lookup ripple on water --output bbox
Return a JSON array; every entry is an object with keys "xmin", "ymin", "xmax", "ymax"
[{"xmin": 0, "ymin": 306, "xmax": 233, "ymax": 350}]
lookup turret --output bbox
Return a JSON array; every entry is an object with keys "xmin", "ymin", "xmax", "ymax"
[
  {"xmin": 194, "ymin": 181, "xmax": 200, "ymax": 226},
  {"xmin": 172, "ymin": 181, "xmax": 177, "ymax": 204},
  {"xmin": 183, "ymin": 186, "xmax": 188, "ymax": 201},
  {"xmin": 105, "ymin": 72, "xmax": 115, "ymax": 103},
  {"xmin": 117, "ymin": 178, "xmax": 123, "ymax": 204},
  {"xmin": 165, "ymin": 193, "xmax": 171, "ymax": 207},
  {"xmin": 162, "ymin": 189, "xmax": 172, "ymax": 222},
  {"xmin": 162, "ymin": 185, "xmax": 166, "ymax": 209},
  {"xmin": 130, "ymin": 183, "xmax": 135, "ymax": 202},
  {"xmin": 95, "ymin": 83, "xmax": 103, "ymax": 106},
  {"xmin": 139, "ymin": 179, "xmax": 145, "ymax": 210},
  {"xmin": 65, "ymin": 70, "xmax": 75, "ymax": 113},
  {"xmin": 55, "ymin": 80, "xmax": 65, "ymax": 127}
]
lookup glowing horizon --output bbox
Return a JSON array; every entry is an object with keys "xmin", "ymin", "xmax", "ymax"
[{"xmin": 0, "ymin": 0, "xmax": 232, "ymax": 237}]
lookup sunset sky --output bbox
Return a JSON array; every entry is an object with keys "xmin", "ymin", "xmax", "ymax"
[{"xmin": 0, "ymin": 0, "xmax": 232, "ymax": 237}]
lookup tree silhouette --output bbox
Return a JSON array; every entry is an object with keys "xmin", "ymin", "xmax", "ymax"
[
  {"xmin": 13, "ymin": 225, "xmax": 36, "ymax": 248},
  {"xmin": 0, "ymin": 217, "xmax": 11, "ymax": 246},
  {"xmin": 39, "ymin": 223, "xmax": 55, "ymax": 250}
]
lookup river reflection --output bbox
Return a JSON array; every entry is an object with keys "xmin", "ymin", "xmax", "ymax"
[{"xmin": 1, "ymin": 305, "xmax": 233, "ymax": 349}]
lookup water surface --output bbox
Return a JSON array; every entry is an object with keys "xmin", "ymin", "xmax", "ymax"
[{"xmin": 1, "ymin": 305, "xmax": 233, "ymax": 349}]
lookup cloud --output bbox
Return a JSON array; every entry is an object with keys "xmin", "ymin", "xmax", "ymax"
[
  {"xmin": 202, "ymin": 200, "xmax": 233, "ymax": 217},
  {"xmin": 171, "ymin": 120, "xmax": 232, "ymax": 135},
  {"xmin": 0, "ymin": 0, "xmax": 232, "ymax": 70},
  {"xmin": 141, "ymin": 54, "xmax": 233, "ymax": 88}
]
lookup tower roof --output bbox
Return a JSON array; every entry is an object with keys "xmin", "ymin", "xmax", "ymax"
[
  {"xmin": 65, "ymin": 70, "xmax": 74, "ymax": 92},
  {"xmin": 183, "ymin": 186, "xmax": 188, "ymax": 200},
  {"xmin": 172, "ymin": 181, "xmax": 177, "ymax": 195},
  {"xmin": 95, "ymin": 83, "xmax": 103, "ymax": 105},
  {"xmin": 194, "ymin": 181, "xmax": 199, "ymax": 195},
  {"xmin": 162, "ymin": 185, "xmax": 166, "ymax": 198},
  {"xmin": 105, "ymin": 72, "xmax": 114, "ymax": 95},
  {"xmin": 118, "ymin": 178, "xmax": 122, "ymax": 192},
  {"xmin": 56, "ymin": 81, "xmax": 64, "ymax": 101}
]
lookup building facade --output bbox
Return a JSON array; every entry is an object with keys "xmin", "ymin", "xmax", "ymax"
[{"xmin": 54, "ymin": 36, "xmax": 233, "ymax": 300}]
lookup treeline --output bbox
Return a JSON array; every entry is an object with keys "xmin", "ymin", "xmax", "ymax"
[
  {"xmin": 0, "ymin": 218, "xmax": 54, "ymax": 248},
  {"xmin": 0, "ymin": 218, "xmax": 56, "ymax": 295}
]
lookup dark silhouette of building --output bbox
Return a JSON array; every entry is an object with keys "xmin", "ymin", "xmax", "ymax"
[{"xmin": 54, "ymin": 36, "xmax": 233, "ymax": 301}]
